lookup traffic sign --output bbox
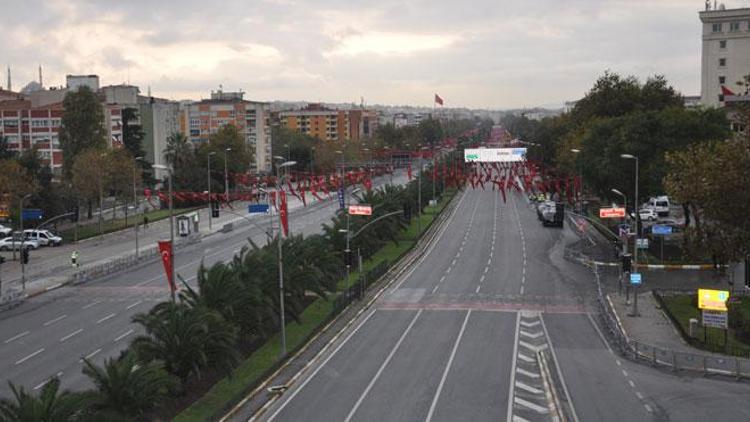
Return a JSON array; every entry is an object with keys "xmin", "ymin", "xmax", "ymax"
[
  {"xmin": 22, "ymin": 208, "xmax": 43, "ymax": 221},
  {"xmin": 702, "ymin": 309, "xmax": 728, "ymax": 329},
  {"xmin": 698, "ymin": 289, "xmax": 729, "ymax": 312},
  {"xmin": 337, "ymin": 188, "xmax": 345, "ymax": 210},
  {"xmin": 618, "ymin": 224, "xmax": 631, "ymax": 237},
  {"xmin": 629, "ymin": 272, "xmax": 642, "ymax": 286},
  {"xmin": 599, "ymin": 207, "xmax": 626, "ymax": 218},
  {"xmin": 636, "ymin": 238, "xmax": 649, "ymax": 249},
  {"xmin": 651, "ymin": 224, "xmax": 673, "ymax": 235},
  {"xmin": 248, "ymin": 204, "xmax": 270, "ymax": 214},
  {"xmin": 348, "ymin": 205, "xmax": 372, "ymax": 216}
]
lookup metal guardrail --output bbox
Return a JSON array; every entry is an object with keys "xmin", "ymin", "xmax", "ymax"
[{"xmin": 564, "ymin": 245, "xmax": 750, "ymax": 379}]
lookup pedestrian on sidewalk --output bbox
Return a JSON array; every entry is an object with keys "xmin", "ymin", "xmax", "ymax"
[{"xmin": 143, "ymin": 215, "xmax": 149, "ymax": 229}]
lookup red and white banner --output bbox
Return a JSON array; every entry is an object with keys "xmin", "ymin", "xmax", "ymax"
[
  {"xmin": 279, "ymin": 191, "xmax": 289, "ymax": 237},
  {"xmin": 599, "ymin": 207, "xmax": 626, "ymax": 218},
  {"xmin": 157, "ymin": 240, "xmax": 175, "ymax": 294},
  {"xmin": 348, "ymin": 205, "xmax": 373, "ymax": 216}
]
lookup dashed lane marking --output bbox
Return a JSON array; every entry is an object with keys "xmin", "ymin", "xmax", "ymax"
[
  {"xmin": 82, "ymin": 300, "xmax": 102, "ymax": 309},
  {"xmin": 96, "ymin": 313, "xmax": 116, "ymax": 324},
  {"xmin": 514, "ymin": 397, "xmax": 549, "ymax": 414},
  {"xmin": 114, "ymin": 329, "xmax": 134, "ymax": 342},
  {"xmin": 43, "ymin": 314, "xmax": 67, "ymax": 326},
  {"xmin": 60, "ymin": 328, "xmax": 83, "ymax": 342},
  {"xmin": 515, "ymin": 381, "xmax": 544, "ymax": 395},
  {"xmin": 80, "ymin": 348, "xmax": 102, "ymax": 362},
  {"xmin": 516, "ymin": 367, "xmax": 540, "ymax": 379},
  {"xmin": 5, "ymin": 331, "xmax": 30, "ymax": 344},
  {"xmin": 15, "ymin": 348, "xmax": 44, "ymax": 365}
]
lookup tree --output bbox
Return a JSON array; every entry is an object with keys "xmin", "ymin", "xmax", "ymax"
[
  {"xmin": 59, "ymin": 86, "xmax": 107, "ymax": 179},
  {"xmin": 418, "ymin": 118, "xmax": 444, "ymax": 146},
  {"xmin": 131, "ymin": 301, "xmax": 240, "ymax": 382},
  {"xmin": 271, "ymin": 127, "xmax": 318, "ymax": 173},
  {"xmin": 0, "ymin": 160, "xmax": 37, "ymax": 207},
  {"xmin": 197, "ymin": 124, "xmax": 252, "ymax": 189},
  {"xmin": 0, "ymin": 136, "xmax": 16, "ymax": 160},
  {"xmin": 121, "ymin": 107, "xmax": 146, "ymax": 163},
  {"xmin": 80, "ymin": 352, "xmax": 176, "ymax": 420},
  {"xmin": 0, "ymin": 378, "xmax": 89, "ymax": 422},
  {"xmin": 665, "ymin": 137, "xmax": 750, "ymax": 264},
  {"xmin": 71, "ymin": 148, "xmax": 110, "ymax": 220},
  {"xmin": 163, "ymin": 132, "xmax": 202, "ymax": 191}
]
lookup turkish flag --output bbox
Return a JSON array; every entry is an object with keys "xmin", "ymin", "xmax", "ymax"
[
  {"xmin": 157, "ymin": 241, "xmax": 175, "ymax": 294},
  {"xmin": 434, "ymin": 94, "xmax": 444, "ymax": 105},
  {"xmin": 407, "ymin": 162, "xmax": 413, "ymax": 180},
  {"xmin": 279, "ymin": 191, "xmax": 289, "ymax": 237},
  {"xmin": 721, "ymin": 85, "xmax": 735, "ymax": 96}
]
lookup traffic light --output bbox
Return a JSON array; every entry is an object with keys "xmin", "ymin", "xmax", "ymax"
[
  {"xmin": 21, "ymin": 248, "xmax": 29, "ymax": 265},
  {"xmin": 211, "ymin": 202, "xmax": 220, "ymax": 218},
  {"xmin": 622, "ymin": 253, "xmax": 632, "ymax": 273}
]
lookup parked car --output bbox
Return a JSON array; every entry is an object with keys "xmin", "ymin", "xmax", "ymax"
[
  {"xmin": 632, "ymin": 208, "xmax": 658, "ymax": 222},
  {"xmin": 23, "ymin": 229, "xmax": 62, "ymax": 247},
  {"xmin": 0, "ymin": 237, "xmax": 40, "ymax": 251},
  {"xmin": 0, "ymin": 224, "xmax": 12, "ymax": 237}
]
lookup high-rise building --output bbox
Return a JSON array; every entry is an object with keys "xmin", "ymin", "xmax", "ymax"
[
  {"xmin": 699, "ymin": 4, "xmax": 750, "ymax": 107},
  {"xmin": 179, "ymin": 89, "xmax": 272, "ymax": 173}
]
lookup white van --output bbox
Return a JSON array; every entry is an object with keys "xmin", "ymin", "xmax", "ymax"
[
  {"xmin": 646, "ymin": 196, "xmax": 670, "ymax": 217},
  {"xmin": 23, "ymin": 229, "xmax": 63, "ymax": 247}
]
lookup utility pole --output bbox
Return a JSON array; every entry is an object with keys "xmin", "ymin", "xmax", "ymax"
[
  {"xmin": 207, "ymin": 152, "xmax": 216, "ymax": 230},
  {"xmin": 133, "ymin": 157, "xmax": 142, "ymax": 257},
  {"xmin": 224, "ymin": 148, "xmax": 231, "ymax": 204}
]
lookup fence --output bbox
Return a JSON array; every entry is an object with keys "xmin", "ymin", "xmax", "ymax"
[{"xmin": 565, "ymin": 246, "xmax": 750, "ymax": 379}]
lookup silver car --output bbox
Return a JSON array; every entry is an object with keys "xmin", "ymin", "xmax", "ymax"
[{"xmin": 0, "ymin": 237, "xmax": 40, "ymax": 251}]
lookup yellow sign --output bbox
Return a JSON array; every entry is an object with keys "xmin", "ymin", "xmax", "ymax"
[{"xmin": 698, "ymin": 289, "xmax": 730, "ymax": 311}]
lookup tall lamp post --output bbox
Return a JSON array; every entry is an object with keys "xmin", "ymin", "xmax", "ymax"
[
  {"xmin": 223, "ymin": 148, "xmax": 231, "ymax": 204},
  {"xmin": 152, "ymin": 164, "xmax": 175, "ymax": 302},
  {"xmin": 621, "ymin": 154, "xmax": 639, "ymax": 316},
  {"xmin": 340, "ymin": 188, "xmax": 361, "ymax": 300},
  {"xmin": 207, "ymin": 152, "xmax": 216, "ymax": 231},
  {"xmin": 133, "ymin": 156, "xmax": 143, "ymax": 257},
  {"xmin": 571, "ymin": 149, "xmax": 582, "ymax": 213},
  {"xmin": 275, "ymin": 159, "xmax": 296, "ymax": 357}
]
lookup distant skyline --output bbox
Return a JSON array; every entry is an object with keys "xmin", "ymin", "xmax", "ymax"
[{"xmin": 3, "ymin": 0, "xmax": 748, "ymax": 109}]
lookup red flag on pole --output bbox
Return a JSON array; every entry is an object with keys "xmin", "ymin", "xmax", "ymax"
[
  {"xmin": 157, "ymin": 241, "xmax": 175, "ymax": 294},
  {"xmin": 434, "ymin": 94, "xmax": 444, "ymax": 106},
  {"xmin": 279, "ymin": 191, "xmax": 289, "ymax": 237},
  {"xmin": 407, "ymin": 162, "xmax": 413, "ymax": 180}
]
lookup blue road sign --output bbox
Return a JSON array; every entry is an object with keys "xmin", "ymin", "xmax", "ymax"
[
  {"xmin": 248, "ymin": 204, "xmax": 270, "ymax": 214},
  {"xmin": 337, "ymin": 188, "xmax": 345, "ymax": 210},
  {"xmin": 630, "ymin": 272, "xmax": 642, "ymax": 286},
  {"xmin": 651, "ymin": 224, "xmax": 673, "ymax": 235},
  {"xmin": 22, "ymin": 209, "xmax": 43, "ymax": 220}
]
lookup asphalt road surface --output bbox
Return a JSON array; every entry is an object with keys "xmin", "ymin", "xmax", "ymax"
[
  {"xmin": 0, "ymin": 171, "xmax": 408, "ymax": 397},
  {"xmin": 259, "ymin": 188, "xmax": 750, "ymax": 422}
]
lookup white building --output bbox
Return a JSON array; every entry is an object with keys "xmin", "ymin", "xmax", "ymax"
[{"xmin": 699, "ymin": 4, "xmax": 750, "ymax": 107}]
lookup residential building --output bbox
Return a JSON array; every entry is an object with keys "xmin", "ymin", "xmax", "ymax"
[
  {"xmin": 139, "ymin": 97, "xmax": 180, "ymax": 179},
  {"xmin": 279, "ymin": 103, "xmax": 378, "ymax": 142},
  {"xmin": 180, "ymin": 89, "xmax": 272, "ymax": 173},
  {"xmin": 699, "ymin": 4, "xmax": 750, "ymax": 107},
  {"xmin": 0, "ymin": 96, "xmax": 64, "ymax": 170},
  {"xmin": 66, "ymin": 74, "xmax": 100, "ymax": 92}
]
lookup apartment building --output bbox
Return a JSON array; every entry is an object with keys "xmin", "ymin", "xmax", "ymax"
[
  {"xmin": 699, "ymin": 4, "xmax": 750, "ymax": 107},
  {"xmin": 279, "ymin": 103, "xmax": 378, "ymax": 142},
  {"xmin": 180, "ymin": 89, "xmax": 272, "ymax": 173}
]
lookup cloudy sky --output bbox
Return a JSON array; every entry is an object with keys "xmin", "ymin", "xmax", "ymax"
[{"xmin": 2, "ymin": 0, "xmax": 746, "ymax": 109}]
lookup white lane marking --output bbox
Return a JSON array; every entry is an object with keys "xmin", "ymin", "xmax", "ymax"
[
  {"xmin": 621, "ymin": 369, "xmax": 628, "ymax": 377},
  {"xmin": 506, "ymin": 311, "xmax": 521, "ymax": 422},
  {"xmin": 475, "ymin": 285, "xmax": 481, "ymax": 294},
  {"xmin": 636, "ymin": 392, "xmax": 644, "ymax": 400},
  {"xmin": 514, "ymin": 396, "xmax": 549, "ymax": 414},
  {"xmin": 512, "ymin": 415, "xmax": 531, "ymax": 422},
  {"xmin": 45, "ymin": 283, "xmax": 62, "ymax": 291},
  {"xmin": 43, "ymin": 314, "xmax": 67, "ymax": 326},
  {"xmin": 451, "ymin": 259, "xmax": 457, "ymax": 266},
  {"xmin": 425, "ymin": 310, "xmax": 472, "ymax": 422},
  {"xmin": 644, "ymin": 404, "xmax": 653, "ymax": 413},
  {"xmin": 455, "ymin": 252, "xmax": 461, "ymax": 258},
  {"xmin": 616, "ymin": 360, "xmax": 622, "ymax": 366},
  {"xmin": 515, "ymin": 381, "xmax": 544, "ymax": 395},
  {"xmin": 480, "ymin": 275, "xmax": 486, "ymax": 283},
  {"xmin": 484, "ymin": 267, "xmax": 489, "ymax": 274},
  {"xmin": 344, "ymin": 309, "xmax": 423, "ymax": 422},
  {"xmin": 432, "ymin": 284, "xmax": 440, "ymax": 294},
  {"xmin": 446, "ymin": 267, "xmax": 452, "ymax": 274},
  {"xmin": 628, "ymin": 380, "xmax": 636, "ymax": 388},
  {"xmin": 487, "ymin": 258, "xmax": 492, "ymax": 265},
  {"xmin": 126, "ymin": 300, "xmax": 143, "ymax": 310},
  {"xmin": 96, "ymin": 313, "xmax": 116, "ymax": 324},
  {"xmin": 267, "ymin": 310, "xmax": 379, "ymax": 421},
  {"xmin": 82, "ymin": 300, "xmax": 102, "ymax": 309},
  {"xmin": 519, "ymin": 340, "xmax": 548, "ymax": 353},
  {"xmin": 520, "ymin": 330, "xmax": 544, "ymax": 340},
  {"xmin": 80, "ymin": 348, "xmax": 102, "ymax": 363},
  {"xmin": 15, "ymin": 348, "xmax": 45, "ymax": 365},
  {"xmin": 439, "ymin": 275, "xmax": 446, "ymax": 283},
  {"xmin": 33, "ymin": 372, "xmax": 62, "ymax": 390},
  {"xmin": 520, "ymin": 320, "xmax": 540, "ymax": 328},
  {"xmin": 586, "ymin": 313, "xmax": 614, "ymax": 354},
  {"xmin": 60, "ymin": 328, "xmax": 83, "ymax": 342},
  {"xmin": 516, "ymin": 367, "xmax": 540, "ymax": 379},
  {"xmin": 5, "ymin": 330, "xmax": 30, "ymax": 344},
  {"xmin": 114, "ymin": 329, "xmax": 134, "ymax": 342},
  {"xmin": 520, "ymin": 285, "xmax": 525, "ymax": 295}
]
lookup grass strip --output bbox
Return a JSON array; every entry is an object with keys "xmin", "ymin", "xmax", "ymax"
[{"xmin": 57, "ymin": 207, "xmax": 201, "ymax": 242}]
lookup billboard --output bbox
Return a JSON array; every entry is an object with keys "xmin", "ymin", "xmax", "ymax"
[
  {"xmin": 464, "ymin": 148, "xmax": 527, "ymax": 163},
  {"xmin": 599, "ymin": 207, "xmax": 626, "ymax": 218},
  {"xmin": 348, "ymin": 205, "xmax": 372, "ymax": 216},
  {"xmin": 698, "ymin": 289, "xmax": 729, "ymax": 312}
]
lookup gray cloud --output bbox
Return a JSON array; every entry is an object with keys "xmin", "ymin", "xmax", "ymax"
[{"xmin": 1, "ymin": 0, "xmax": 742, "ymax": 108}]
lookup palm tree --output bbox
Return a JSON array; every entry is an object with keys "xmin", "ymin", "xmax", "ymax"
[
  {"xmin": 0, "ymin": 378, "xmax": 88, "ymax": 422},
  {"xmin": 163, "ymin": 132, "xmax": 192, "ymax": 168},
  {"xmin": 80, "ymin": 352, "xmax": 176, "ymax": 420},
  {"xmin": 131, "ymin": 301, "xmax": 240, "ymax": 382}
]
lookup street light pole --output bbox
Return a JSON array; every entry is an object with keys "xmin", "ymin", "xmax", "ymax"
[
  {"xmin": 133, "ymin": 156, "xmax": 142, "ymax": 258},
  {"xmin": 571, "ymin": 149, "xmax": 582, "ymax": 213},
  {"xmin": 275, "ymin": 159, "xmax": 296, "ymax": 357},
  {"xmin": 621, "ymin": 154, "xmax": 639, "ymax": 316},
  {"xmin": 19, "ymin": 194, "xmax": 31, "ymax": 290},
  {"xmin": 207, "ymin": 152, "xmax": 216, "ymax": 231},
  {"xmin": 152, "ymin": 164, "xmax": 175, "ymax": 302}
]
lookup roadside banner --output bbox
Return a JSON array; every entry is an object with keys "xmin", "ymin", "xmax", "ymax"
[
  {"xmin": 157, "ymin": 240, "xmax": 175, "ymax": 293},
  {"xmin": 599, "ymin": 207, "xmax": 626, "ymax": 218},
  {"xmin": 698, "ymin": 289, "xmax": 729, "ymax": 312},
  {"xmin": 279, "ymin": 191, "xmax": 289, "ymax": 237},
  {"xmin": 348, "ymin": 205, "xmax": 372, "ymax": 216}
]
